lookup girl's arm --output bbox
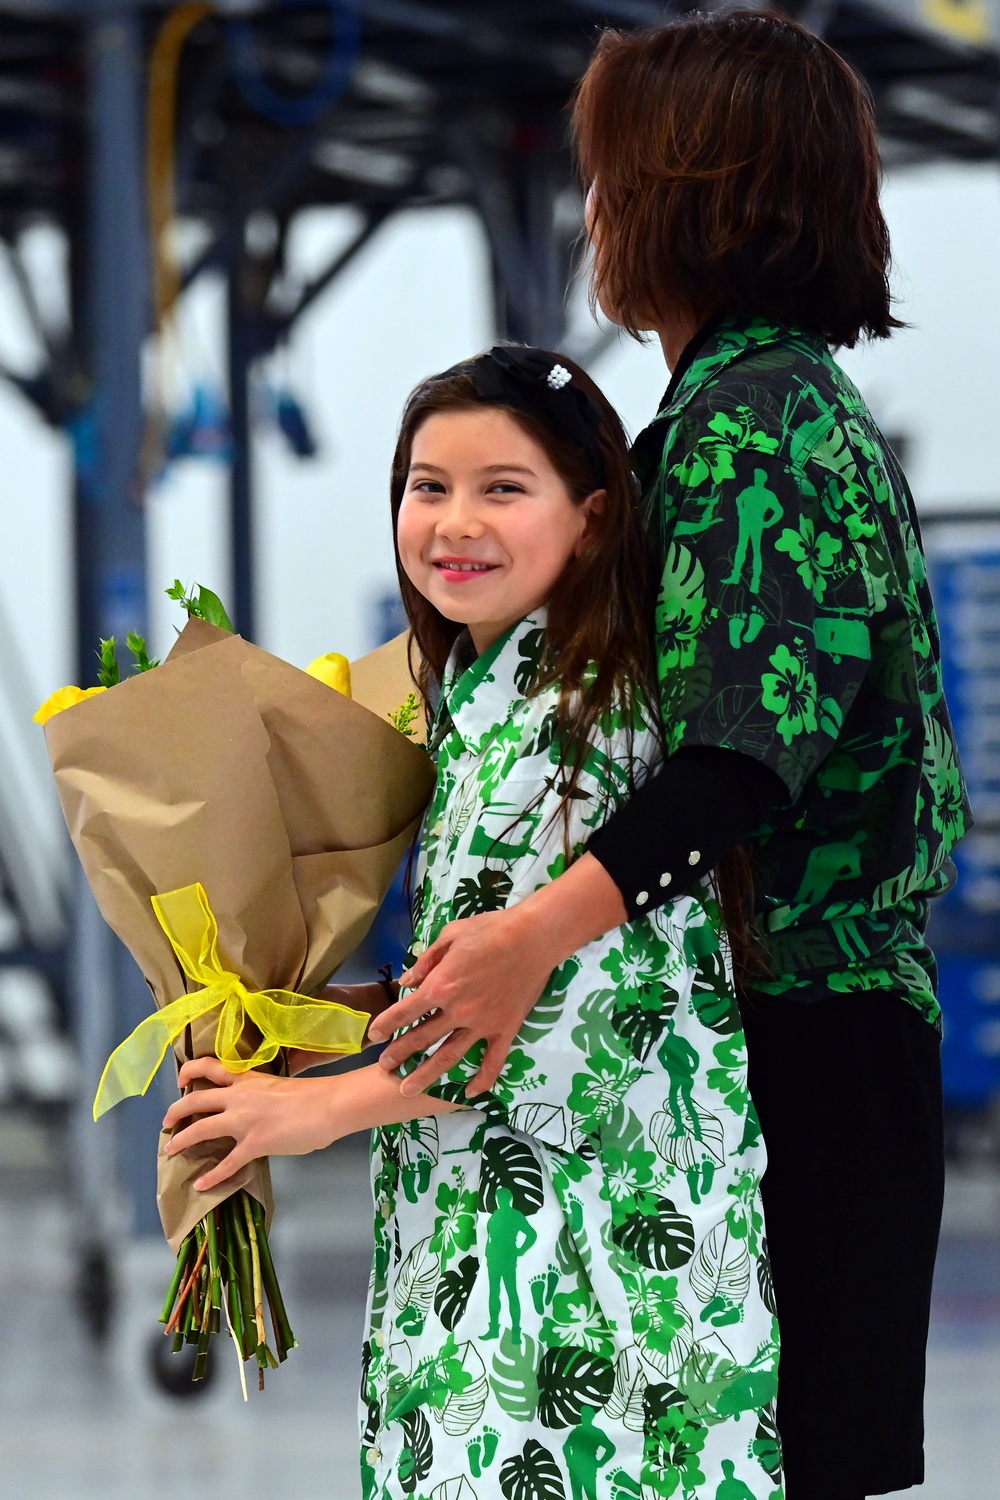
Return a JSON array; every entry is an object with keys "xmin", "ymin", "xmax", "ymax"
[{"xmin": 162, "ymin": 1056, "xmax": 461, "ymax": 1194}]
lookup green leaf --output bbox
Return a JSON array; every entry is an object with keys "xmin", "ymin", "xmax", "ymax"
[
  {"xmin": 96, "ymin": 637, "xmax": 121, "ymax": 688},
  {"xmin": 491, "ymin": 1327, "xmax": 539, "ymax": 1422},
  {"xmin": 688, "ymin": 1219, "xmax": 751, "ymax": 1306},
  {"xmin": 689, "ymin": 951, "xmax": 741, "ymax": 1035},
  {"xmin": 439, "ymin": 1340, "xmax": 488, "ymax": 1436},
  {"xmin": 604, "ymin": 1345, "xmax": 648, "ymax": 1433},
  {"xmin": 518, "ymin": 987, "xmax": 566, "ymax": 1045},
  {"xmin": 165, "ymin": 578, "xmax": 234, "ymax": 633},
  {"xmin": 433, "ymin": 1254, "xmax": 479, "ymax": 1332},
  {"xmin": 756, "ymin": 1239, "xmax": 777, "ymax": 1314},
  {"xmin": 649, "ymin": 1101, "xmax": 725, "ymax": 1173},
  {"xmin": 611, "ymin": 1197, "xmax": 695, "ymax": 1272},
  {"xmin": 126, "ymin": 631, "xmax": 159, "ymax": 674},
  {"xmin": 507, "ymin": 1102, "xmax": 567, "ymax": 1149},
  {"xmin": 393, "ymin": 1236, "xmax": 439, "ymax": 1320},
  {"xmin": 536, "ymin": 1346, "xmax": 614, "ymax": 1430},
  {"xmin": 611, "ymin": 999, "xmax": 672, "ymax": 1063},
  {"xmin": 480, "ymin": 1137, "xmax": 545, "ymax": 1217},
  {"xmin": 752, "ymin": 1401, "xmax": 783, "ymax": 1481},
  {"xmin": 499, "ymin": 1438, "xmax": 566, "ymax": 1500},
  {"xmin": 398, "ymin": 1407, "xmax": 433, "ymax": 1494},
  {"xmin": 431, "ymin": 1480, "xmax": 479, "ymax": 1500},
  {"xmin": 452, "ymin": 869, "xmax": 513, "ymax": 918}
]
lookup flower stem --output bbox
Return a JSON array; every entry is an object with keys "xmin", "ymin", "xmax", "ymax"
[{"xmin": 249, "ymin": 1194, "xmax": 296, "ymax": 1359}]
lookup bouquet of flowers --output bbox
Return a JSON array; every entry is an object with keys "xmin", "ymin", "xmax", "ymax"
[{"xmin": 35, "ymin": 586, "xmax": 433, "ymax": 1389}]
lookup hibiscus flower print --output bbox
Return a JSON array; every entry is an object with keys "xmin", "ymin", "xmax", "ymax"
[
  {"xmin": 760, "ymin": 642, "xmax": 818, "ymax": 746},
  {"xmin": 774, "ymin": 514, "xmax": 843, "ymax": 599}
]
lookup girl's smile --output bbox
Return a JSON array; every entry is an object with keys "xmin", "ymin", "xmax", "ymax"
[{"xmin": 396, "ymin": 406, "xmax": 604, "ymax": 654}]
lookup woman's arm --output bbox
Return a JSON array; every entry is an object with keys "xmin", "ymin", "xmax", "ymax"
[
  {"xmin": 162, "ymin": 1055, "xmax": 461, "ymax": 1194},
  {"xmin": 370, "ymin": 748, "xmax": 783, "ymax": 1097}
]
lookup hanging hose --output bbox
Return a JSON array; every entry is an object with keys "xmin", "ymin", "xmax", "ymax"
[
  {"xmin": 148, "ymin": 1, "xmax": 211, "ymax": 329},
  {"xmin": 227, "ymin": 0, "xmax": 361, "ymax": 129}
]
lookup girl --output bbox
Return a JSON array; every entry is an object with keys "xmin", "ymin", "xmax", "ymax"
[{"xmin": 165, "ymin": 346, "xmax": 783, "ymax": 1500}]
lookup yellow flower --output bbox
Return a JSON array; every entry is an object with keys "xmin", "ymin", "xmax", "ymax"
[
  {"xmin": 33, "ymin": 684, "xmax": 107, "ymax": 726},
  {"xmin": 305, "ymin": 652, "xmax": 352, "ymax": 697}
]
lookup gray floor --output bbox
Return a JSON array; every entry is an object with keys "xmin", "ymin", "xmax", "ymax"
[{"xmin": 1, "ymin": 1116, "xmax": 998, "ymax": 1500}]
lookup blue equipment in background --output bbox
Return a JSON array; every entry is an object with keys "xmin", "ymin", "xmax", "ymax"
[
  {"xmin": 367, "ymin": 589, "xmax": 418, "ymax": 975},
  {"xmin": 925, "ymin": 517, "xmax": 1000, "ymax": 1111}
]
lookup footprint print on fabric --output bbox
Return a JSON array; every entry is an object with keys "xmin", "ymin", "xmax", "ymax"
[{"xmin": 466, "ymin": 1426, "xmax": 499, "ymax": 1479}]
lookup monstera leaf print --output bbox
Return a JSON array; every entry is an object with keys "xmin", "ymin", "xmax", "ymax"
[
  {"xmin": 612, "ymin": 1197, "xmax": 695, "ymax": 1272},
  {"xmin": 445, "ymin": 773, "xmax": 481, "ymax": 847},
  {"xmin": 453, "ymin": 868, "xmax": 513, "ymax": 917},
  {"xmin": 480, "ymin": 1136, "xmax": 545, "ymax": 1216},
  {"xmin": 536, "ymin": 1346, "xmax": 614, "ymax": 1429},
  {"xmin": 689, "ymin": 951, "xmax": 740, "ymax": 1035},
  {"xmin": 394, "ymin": 1237, "xmax": 439, "ymax": 1321},
  {"xmin": 518, "ymin": 988, "xmax": 567, "ymax": 1046},
  {"xmin": 439, "ymin": 1341, "xmax": 489, "ymax": 1436},
  {"xmin": 433, "ymin": 1254, "xmax": 479, "ymax": 1332},
  {"xmin": 689, "ymin": 1220, "xmax": 752, "ymax": 1307},
  {"xmin": 431, "ymin": 1480, "xmax": 478, "ymax": 1500},
  {"xmin": 492, "ymin": 1327, "xmax": 540, "ymax": 1422},
  {"xmin": 398, "ymin": 1407, "xmax": 434, "ymax": 1494},
  {"xmin": 649, "ymin": 1101, "xmax": 725, "ymax": 1173},
  {"xmin": 398, "ymin": 1116, "xmax": 440, "ymax": 1169},
  {"xmin": 605, "ymin": 1345, "xmax": 648, "ymax": 1433},
  {"xmin": 513, "ymin": 627, "xmax": 546, "ymax": 694},
  {"xmin": 499, "ymin": 1439, "xmax": 566, "ymax": 1500},
  {"xmin": 508, "ymin": 1101, "xmax": 567, "ymax": 1148},
  {"xmin": 752, "ymin": 1400, "xmax": 783, "ymax": 1480},
  {"xmin": 756, "ymin": 1239, "xmax": 777, "ymax": 1315}
]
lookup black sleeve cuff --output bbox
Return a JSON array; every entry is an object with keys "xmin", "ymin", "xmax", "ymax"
[{"xmin": 587, "ymin": 746, "xmax": 786, "ymax": 921}]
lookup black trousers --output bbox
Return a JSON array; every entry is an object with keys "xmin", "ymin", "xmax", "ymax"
[{"xmin": 741, "ymin": 990, "xmax": 944, "ymax": 1500}]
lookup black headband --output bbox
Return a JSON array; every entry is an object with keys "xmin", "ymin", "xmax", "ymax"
[{"xmin": 464, "ymin": 345, "xmax": 608, "ymax": 489}]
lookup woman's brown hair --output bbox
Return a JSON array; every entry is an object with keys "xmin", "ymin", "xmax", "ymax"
[
  {"xmin": 390, "ymin": 350, "xmax": 656, "ymax": 820},
  {"xmin": 573, "ymin": 10, "xmax": 901, "ymax": 348}
]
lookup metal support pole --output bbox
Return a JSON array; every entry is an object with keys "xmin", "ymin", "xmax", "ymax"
[
  {"xmin": 73, "ymin": 5, "xmax": 163, "ymax": 1251},
  {"xmin": 228, "ymin": 247, "xmax": 257, "ymax": 641}
]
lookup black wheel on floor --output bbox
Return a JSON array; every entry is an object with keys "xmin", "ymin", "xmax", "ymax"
[
  {"xmin": 147, "ymin": 1328, "xmax": 217, "ymax": 1397},
  {"xmin": 76, "ymin": 1243, "xmax": 114, "ymax": 1343}
]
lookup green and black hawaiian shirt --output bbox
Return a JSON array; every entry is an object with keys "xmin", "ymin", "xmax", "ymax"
[{"xmin": 636, "ymin": 316, "xmax": 972, "ymax": 1025}]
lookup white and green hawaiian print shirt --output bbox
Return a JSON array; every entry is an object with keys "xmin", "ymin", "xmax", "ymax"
[
  {"xmin": 634, "ymin": 316, "xmax": 972, "ymax": 1023},
  {"xmin": 361, "ymin": 612, "xmax": 783, "ymax": 1500}
]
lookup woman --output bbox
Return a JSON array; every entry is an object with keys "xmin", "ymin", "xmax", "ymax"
[{"xmin": 370, "ymin": 14, "xmax": 970, "ymax": 1500}]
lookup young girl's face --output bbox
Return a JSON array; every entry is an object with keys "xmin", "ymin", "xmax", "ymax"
[{"xmin": 397, "ymin": 407, "xmax": 602, "ymax": 653}]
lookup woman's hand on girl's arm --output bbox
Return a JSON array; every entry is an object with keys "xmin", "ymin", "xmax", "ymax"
[
  {"xmin": 162, "ymin": 1057, "xmax": 460, "ymax": 1194},
  {"xmin": 288, "ymin": 977, "xmax": 400, "ymax": 1075},
  {"xmin": 368, "ymin": 852, "xmax": 627, "ymax": 1098}
]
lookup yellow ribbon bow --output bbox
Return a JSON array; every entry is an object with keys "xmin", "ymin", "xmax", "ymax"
[{"xmin": 93, "ymin": 882, "xmax": 369, "ymax": 1120}]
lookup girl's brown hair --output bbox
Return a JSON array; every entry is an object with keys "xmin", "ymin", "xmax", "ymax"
[
  {"xmin": 573, "ymin": 11, "xmax": 901, "ymax": 348},
  {"xmin": 391, "ymin": 350, "xmax": 656, "ymax": 815}
]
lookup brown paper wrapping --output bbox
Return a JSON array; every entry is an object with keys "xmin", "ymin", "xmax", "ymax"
[{"xmin": 44, "ymin": 620, "xmax": 433, "ymax": 1250}]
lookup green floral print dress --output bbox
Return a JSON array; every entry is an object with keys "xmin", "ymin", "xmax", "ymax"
[
  {"xmin": 635, "ymin": 316, "xmax": 971, "ymax": 1024},
  {"xmin": 360, "ymin": 612, "xmax": 783, "ymax": 1500}
]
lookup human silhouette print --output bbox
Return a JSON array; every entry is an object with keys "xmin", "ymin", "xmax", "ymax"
[
  {"xmin": 563, "ymin": 1405, "xmax": 616, "ymax": 1500},
  {"xmin": 483, "ymin": 1186, "xmax": 536, "ymax": 1345}
]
